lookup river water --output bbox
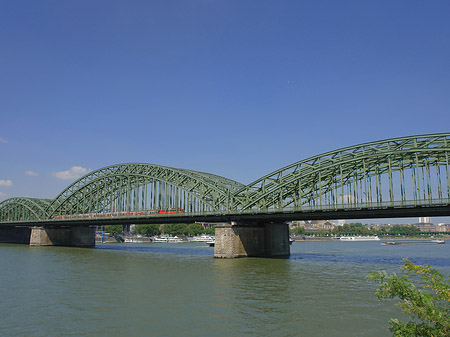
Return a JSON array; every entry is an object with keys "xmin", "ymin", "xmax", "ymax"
[{"xmin": 1, "ymin": 240, "xmax": 449, "ymax": 337}]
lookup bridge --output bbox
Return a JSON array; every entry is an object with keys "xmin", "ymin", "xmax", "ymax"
[{"xmin": 1, "ymin": 133, "xmax": 450, "ymax": 257}]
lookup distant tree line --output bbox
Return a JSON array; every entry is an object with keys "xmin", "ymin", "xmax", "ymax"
[
  {"xmin": 104, "ymin": 223, "xmax": 215, "ymax": 236},
  {"xmin": 291, "ymin": 222, "xmax": 440, "ymax": 237}
]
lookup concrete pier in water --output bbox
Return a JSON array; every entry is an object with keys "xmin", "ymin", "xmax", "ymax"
[
  {"xmin": 214, "ymin": 222, "xmax": 290, "ymax": 258},
  {"xmin": 30, "ymin": 226, "xmax": 96, "ymax": 247}
]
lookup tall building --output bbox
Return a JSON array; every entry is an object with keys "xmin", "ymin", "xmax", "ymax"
[{"xmin": 419, "ymin": 217, "xmax": 431, "ymax": 224}]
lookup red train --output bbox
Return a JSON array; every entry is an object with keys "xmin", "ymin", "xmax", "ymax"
[{"xmin": 54, "ymin": 208, "xmax": 184, "ymax": 220}]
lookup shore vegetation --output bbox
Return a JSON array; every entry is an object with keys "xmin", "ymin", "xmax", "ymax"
[{"xmin": 368, "ymin": 259, "xmax": 450, "ymax": 337}]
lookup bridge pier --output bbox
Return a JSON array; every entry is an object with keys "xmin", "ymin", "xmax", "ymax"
[
  {"xmin": 30, "ymin": 226, "xmax": 95, "ymax": 247},
  {"xmin": 214, "ymin": 222, "xmax": 290, "ymax": 258}
]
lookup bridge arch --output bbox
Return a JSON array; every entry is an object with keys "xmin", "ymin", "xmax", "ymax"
[
  {"xmin": 0, "ymin": 198, "xmax": 54, "ymax": 222},
  {"xmin": 45, "ymin": 163, "xmax": 244, "ymax": 218},
  {"xmin": 230, "ymin": 133, "xmax": 450, "ymax": 211}
]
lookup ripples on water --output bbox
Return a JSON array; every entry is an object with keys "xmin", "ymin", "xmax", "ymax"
[
  {"xmin": 1, "ymin": 241, "xmax": 449, "ymax": 337},
  {"xmin": 96, "ymin": 241, "xmax": 450, "ymax": 267}
]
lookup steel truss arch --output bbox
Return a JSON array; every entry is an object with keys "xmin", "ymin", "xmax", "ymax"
[
  {"xmin": 0, "ymin": 198, "xmax": 54, "ymax": 222},
  {"xmin": 231, "ymin": 133, "xmax": 450, "ymax": 210},
  {"xmin": 45, "ymin": 163, "xmax": 244, "ymax": 218}
]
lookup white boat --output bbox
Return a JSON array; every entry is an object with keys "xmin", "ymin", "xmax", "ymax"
[
  {"xmin": 124, "ymin": 238, "xmax": 137, "ymax": 243},
  {"xmin": 334, "ymin": 236, "xmax": 380, "ymax": 241},
  {"xmin": 206, "ymin": 240, "xmax": 215, "ymax": 247},
  {"xmin": 153, "ymin": 235, "xmax": 183, "ymax": 243},
  {"xmin": 431, "ymin": 239, "xmax": 445, "ymax": 244},
  {"xmin": 153, "ymin": 236, "xmax": 168, "ymax": 243},
  {"xmin": 168, "ymin": 236, "xmax": 183, "ymax": 243},
  {"xmin": 190, "ymin": 235, "xmax": 214, "ymax": 242}
]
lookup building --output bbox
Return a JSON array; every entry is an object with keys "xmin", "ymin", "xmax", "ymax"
[
  {"xmin": 419, "ymin": 217, "xmax": 432, "ymax": 224},
  {"xmin": 300, "ymin": 220, "xmax": 335, "ymax": 232}
]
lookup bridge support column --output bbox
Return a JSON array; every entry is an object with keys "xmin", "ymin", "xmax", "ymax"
[
  {"xmin": 214, "ymin": 222, "xmax": 290, "ymax": 258},
  {"xmin": 30, "ymin": 226, "xmax": 95, "ymax": 247}
]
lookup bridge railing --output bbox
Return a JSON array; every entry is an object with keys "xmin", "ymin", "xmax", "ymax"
[{"xmin": 2, "ymin": 198, "xmax": 449, "ymax": 224}]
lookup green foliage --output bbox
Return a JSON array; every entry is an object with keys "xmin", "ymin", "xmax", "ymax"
[
  {"xmin": 104, "ymin": 225, "xmax": 122, "ymax": 235},
  {"xmin": 388, "ymin": 225, "xmax": 421, "ymax": 236},
  {"xmin": 162, "ymin": 223, "xmax": 189, "ymax": 235},
  {"xmin": 187, "ymin": 223, "xmax": 204, "ymax": 236},
  {"xmin": 293, "ymin": 226, "xmax": 306, "ymax": 235},
  {"xmin": 368, "ymin": 259, "xmax": 450, "ymax": 336},
  {"xmin": 134, "ymin": 224, "xmax": 160, "ymax": 236},
  {"xmin": 203, "ymin": 227, "xmax": 215, "ymax": 235},
  {"xmin": 332, "ymin": 222, "xmax": 375, "ymax": 236},
  {"xmin": 133, "ymin": 223, "xmax": 215, "ymax": 236}
]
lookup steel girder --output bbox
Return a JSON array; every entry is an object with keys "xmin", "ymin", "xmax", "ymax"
[
  {"xmin": 0, "ymin": 198, "xmax": 54, "ymax": 222},
  {"xmin": 45, "ymin": 163, "xmax": 244, "ymax": 218},
  {"xmin": 229, "ymin": 133, "xmax": 450, "ymax": 210},
  {"xmin": 1, "ymin": 133, "xmax": 450, "ymax": 223}
]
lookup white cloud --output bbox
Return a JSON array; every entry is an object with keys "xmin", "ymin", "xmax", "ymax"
[
  {"xmin": 0, "ymin": 179, "xmax": 13, "ymax": 187},
  {"xmin": 25, "ymin": 170, "xmax": 40, "ymax": 177},
  {"xmin": 0, "ymin": 137, "xmax": 7, "ymax": 144},
  {"xmin": 52, "ymin": 166, "xmax": 90, "ymax": 180}
]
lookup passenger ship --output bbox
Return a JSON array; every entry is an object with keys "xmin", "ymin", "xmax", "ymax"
[{"xmin": 334, "ymin": 236, "xmax": 380, "ymax": 241}]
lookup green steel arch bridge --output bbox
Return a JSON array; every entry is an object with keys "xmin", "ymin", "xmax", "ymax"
[{"xmin": 1, "ymin": 133, "xmax": 450, "ymax": 226}]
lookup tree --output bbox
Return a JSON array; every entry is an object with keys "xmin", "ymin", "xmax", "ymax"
[
  {"xmin": 332, "ymin": 222, "xmax": 374, "ymax": 236},
  {"xmin": 134, "ymin": 224, "xmax": 160, "ymax": 236},
  {"xmin": 368, "ymin": 259, "xmax": 450, "ymax": 336},
  {"xmin": 388, "ymin": 225, "xmax": 421, "ymax": 236},
  {"xmin": 294, "ymin": 226, "xmax": 306, "ymax": 235},
  {"xmin": 187, "ymin": 223, "xmax": 204, "ymax": 236},
  {"xmin": 104, "ymin": 225, "xmax": 122, "ymax": 236},
  {"xmin": 162, "ymin": 223, "xmax": 188, "ymax": 235}
]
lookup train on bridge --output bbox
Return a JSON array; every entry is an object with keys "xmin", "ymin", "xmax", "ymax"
[{"xmin": 53, "ymin": 208, "xmax": 185, "ymax": 220}]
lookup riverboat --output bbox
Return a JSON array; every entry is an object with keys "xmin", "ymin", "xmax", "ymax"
[
  {"xmin": 153, "ymin": 236, "xmax": 168, "ymax": 243},
  {"xmin": 168, "ymin": 236, "xmax": 183, "ymax": 243},
  {"xmin": 384, "ymin": 239, "xmax": 445, "ymax": 245},
  {"xmin": 190, "ymin": 235, "xmax": 214, "ymax": 242},
  {"xmin": 206, "ymin": 240, "xmax": 215, "ymax": 247},
  {"xmin": 153, "ymin": 235, "xmax": 183, "ymax": 243},
  {"xmin": 334, "ymin": 236, "xmax": 380, "ymax": 241}
]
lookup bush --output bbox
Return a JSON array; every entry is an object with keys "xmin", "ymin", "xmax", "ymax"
[{"xmin": 368, "ymin": 259, "xmax": 450, "ymax": 336}]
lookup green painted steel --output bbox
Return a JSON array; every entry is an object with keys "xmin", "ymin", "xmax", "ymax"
[
  {"xmin": 0, "ymin": 198, "xmax": 54, "ymax": 222},
  {"xmin": 230, "ymin": 133, "xmax": 450, "ymax": 211},
  {"xmin": 1, "ymin": 133, "xmax": 449, "ymax": 223},
  {"xmin": 45, "ymin": 163, "xmax": 244, "ymax": 218}
]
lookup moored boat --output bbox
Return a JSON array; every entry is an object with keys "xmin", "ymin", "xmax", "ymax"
[
  {"xmin": 335, "ymin": 236, "xmax": 380, "ymax": 241},
  {"xmin": 190, "ymin": 235, "xmax": 214, "ymax": 242},
  {"xmin": 153, "ymin": 236, "xmax": 168, "ymax": 243},
  {"xmin": 168, "ymin": 236, "xmax": 183, "ymax": 243}
]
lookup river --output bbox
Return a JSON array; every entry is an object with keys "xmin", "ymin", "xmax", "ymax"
[{"xmin": 1, "ymin": 240, "xmax": 449, "ymax": 337}]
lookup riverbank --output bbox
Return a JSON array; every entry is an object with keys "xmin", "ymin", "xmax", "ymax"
[{"xmin": 292, "ymin": 234, "xmax": 450, "ymax": 242}]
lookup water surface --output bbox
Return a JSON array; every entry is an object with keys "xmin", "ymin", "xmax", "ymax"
[{"xmin": 1, "ymin": 240, "xmax": 449, "ymax": 336}]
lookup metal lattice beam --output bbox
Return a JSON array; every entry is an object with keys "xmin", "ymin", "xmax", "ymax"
[
  {"xmin": 1, "ymin": 133, "xmax": 450, "ymax": 223},
  {"xmin": 45, "ymin": 163, "xmax": 244, "ymax": 218},
  {"xmin": 229, "ymin": 133, "xmax": 450, "ymax": 211}
]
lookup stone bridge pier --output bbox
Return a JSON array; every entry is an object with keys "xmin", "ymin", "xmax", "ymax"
[
  {"xmin": 214, "ymin": 222, "xmax": 290, "ymax": 258},
  {"xmin": 30, "ymin": 226, "xmax": 96, "ymax": 247}
]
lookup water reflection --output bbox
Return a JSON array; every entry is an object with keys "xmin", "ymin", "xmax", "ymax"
[{"xmin": 1, "ymin": 241, "xmax": 449, "ymax": 337}]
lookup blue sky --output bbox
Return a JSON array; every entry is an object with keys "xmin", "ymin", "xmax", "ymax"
[{"xmin": 1, "ymin": 1, "xmax": 450, "ymax": 223}]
